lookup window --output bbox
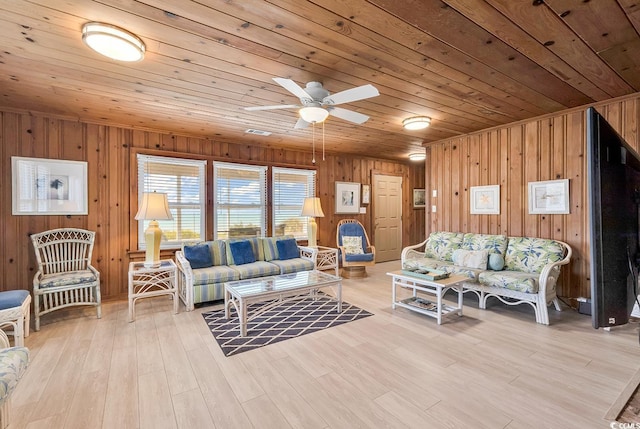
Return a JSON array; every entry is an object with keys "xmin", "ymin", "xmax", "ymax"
[
  {"xmin": 272, "ymin": 167, "xmax": 316, "ymax": 239},
  {"xmin": 214, "ymin": 162, "xmax": 267, "ymax": 239},
  {"xmin": 137, "ymin": 154, "xmax": 206, "ymax": 249}
]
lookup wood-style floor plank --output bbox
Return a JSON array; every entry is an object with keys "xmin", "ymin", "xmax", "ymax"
[{"xmin": 8, "ymin": 261, "xmax": 640, "ymax": 428}]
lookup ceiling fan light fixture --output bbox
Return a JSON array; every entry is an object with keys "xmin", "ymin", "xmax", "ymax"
[
  {"xmin": 82, "ymin": 22, "xmax": 145, "ymax": 62},
  {"xmin": 409, "ymin": 153, "xmax": 426, "ymax": 161},
  {"xmin": 403, "ymin": 116, "xmax": 431, "ymax": 130},
  {"xmin": 299, "ymin": 106, "xmax": 329, "ymax": 123}
]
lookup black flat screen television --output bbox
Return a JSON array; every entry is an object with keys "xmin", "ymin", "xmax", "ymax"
[{"xmin": 587, "ymin": 107, "xmax": 640, "ymax": 329}]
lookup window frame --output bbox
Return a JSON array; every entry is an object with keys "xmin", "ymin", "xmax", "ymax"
[{"xmin": 272, "ymin": 167, "xmax": 317, "ymax": 240}]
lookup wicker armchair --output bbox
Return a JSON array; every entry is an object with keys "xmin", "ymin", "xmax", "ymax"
[
  {"xmin": 336, "ymin": 219, "xmax": 376, "ymax": 278},
  {"xmin": 30, "ymin": 228, "xmax": 101, "ymax": 331},
  {"xmin": 0, "ymin": 329, "xmax": 29, "ymax": 429}
]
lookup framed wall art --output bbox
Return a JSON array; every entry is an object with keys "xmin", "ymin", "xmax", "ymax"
[
  {"xmin": 361, "ymin": 184, "xmax": 370, "ymax": 204},
  {"xmin": 470, "ymin": 185, "xmax": 500, "ymax": 214},
  {"xmin": 12, "ymin": 156, "xmax": 88, "ymax": 215},
  {"xmin": 413, "ymin": 189, "xmax": 426, "ymax": 208},
  {"xmin": 335, "ymin": 181, "xmax": 360, "ymax": 214},
  {"xmin": 528, "ymin": 179, "xmax": 570, "ymax": 214}
]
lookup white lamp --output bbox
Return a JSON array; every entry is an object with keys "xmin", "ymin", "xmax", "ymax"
[
  {"xmin": 82, "ymin": 22, "xmax": 145, "ymax": 62},
  {"xmin": 301, "ymin": 197, "xmax": 325, "ymax": 247},
  {"xmin": 403, "ymin": 116, "xmax": 431, "ymax": 130},
  {"xmin": 299, "ymin": 106, "xmax": 329, "ymax": 123},
  {"xmin": 135, "ymin": 192, "xmax": 173, "ymax": 267}
]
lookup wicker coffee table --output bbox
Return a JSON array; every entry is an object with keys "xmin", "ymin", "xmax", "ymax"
[{"xmin": 224, "ymin": 270, "xmax": 342, "ymax": 336}]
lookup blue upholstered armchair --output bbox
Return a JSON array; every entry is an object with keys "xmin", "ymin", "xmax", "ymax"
[{"xmin": 336, "ymin": 219, "xmax": 376, "ymax": 278}]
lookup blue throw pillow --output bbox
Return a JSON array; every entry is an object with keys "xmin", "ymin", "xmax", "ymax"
[
  {"xmin": 183, "ymin": 243, "xmax": 213, "ymax": 269},
  {"xmin": 276, "ymin": 238, "xmax": 299, "ymax": 260},
  {"xmin": 229, "ymin": 240, "xmax": 256, "ymax": 265},
  {"xmin": 488, "ymin": 253, "xmax": 505, "ymax": 271}
]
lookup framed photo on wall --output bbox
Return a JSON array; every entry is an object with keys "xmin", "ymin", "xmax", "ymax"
[
  {"xmin": 413, "ymin": 189, "xmax": 426, "ymax": 208},
  {"xmin": 12, "ymin": 156, "xmax": 88, "ymax": 215},
  {"xmin": 361, "ymin": 184, "xmax": 370, "ymax": 204},
  {"xmin": 470, "ymin": 185, "xmax": 500, "ymax": 214},
  {"xmin": 335, "ymin": 181, "xmax": 360, "ymax": 214},
  {"xmin": 528, "ymin": 179, "xmax": 570, "ymax": 214}
]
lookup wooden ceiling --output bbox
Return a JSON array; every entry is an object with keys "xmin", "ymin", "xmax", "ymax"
[{"xmin": 1, "ymin": 0, "xmax": 640, "ymax": 161}]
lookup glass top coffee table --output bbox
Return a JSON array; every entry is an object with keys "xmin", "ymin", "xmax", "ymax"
[{"xmin": 224, "ymin": 270, "xmax": 342, "ymax": 336}]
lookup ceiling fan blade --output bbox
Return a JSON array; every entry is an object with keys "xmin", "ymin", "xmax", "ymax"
[
  {"xmin": 294, "ymin": 117, "xmax": 310, "ymax": 129},
  {"xmin": 323, "ymin": 84, "xmax": 379, "ymax": 105},
  {"xmin": 273, "ymin": 78, "xmax": 312, "ymax": 101},
  {"xmin": 244, "ymin": 104, "xmax": 299, "ymax": 111},
  {"xmin": 328, "ymin": 107, "xmax": 370, "ymax": 124}
]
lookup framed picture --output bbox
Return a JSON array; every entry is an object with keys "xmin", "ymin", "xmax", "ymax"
[
  {"xmin": 335, "ymin": 181, "xmax": 360, "ymax": 214},
  {"xmin": 413, "ymin": 189, "xmax": 426, "ymax": 208},
  {"xmin": 361, "ymin": 184, "xmax": 370, "ymax": 204},
  {"xmin": 470, "ymin": 185, "xmax": 500, "ymax": 214},
  {"xmin": 12, "ymin": 156, "xmax": 88, "ymax": 215},
  {"xmin": 528, "ymin": 179, "xmax": 570, "ymax": 214}
]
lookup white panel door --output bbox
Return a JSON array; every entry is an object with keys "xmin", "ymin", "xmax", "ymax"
[{"xmin": 373, "ymin": 174, "xmax": 403, "ymax": 262}]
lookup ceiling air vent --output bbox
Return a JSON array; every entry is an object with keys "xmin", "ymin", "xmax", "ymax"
[{"xmin": 245, "ymin": 129, "xmax": 272, "ymax": 136}]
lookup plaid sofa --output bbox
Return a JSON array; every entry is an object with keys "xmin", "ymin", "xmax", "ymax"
[
  {"xmin": 175, "ymin": 236, "xmax": 317, "ymax": 311},
  {"xmin": 401, "ymin": 231, "xmax": 572, "ymax": 325}
]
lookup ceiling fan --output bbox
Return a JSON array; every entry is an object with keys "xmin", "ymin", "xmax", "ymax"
[{"xmin": 245, "ymin": 77, "xmax": 379, "ymax": 129}]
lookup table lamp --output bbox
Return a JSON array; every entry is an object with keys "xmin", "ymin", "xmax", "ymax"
[
  {"xmin": 301, "ymin": 197, "xmax": 324, "ymax": 247},
  {"xmin": 135, "ymin": 191, "xmax": 173, "ymax": 267}
]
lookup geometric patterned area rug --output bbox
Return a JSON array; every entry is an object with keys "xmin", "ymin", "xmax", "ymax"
[{"xmin": 202, "ymin": 294, "xmax": 373, "ymax": 357}]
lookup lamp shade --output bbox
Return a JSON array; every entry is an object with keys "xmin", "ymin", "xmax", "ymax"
[
  {"xmin": 82, "ymin": 22, "xmax": 145, "ymax": 62},
  {"xmin": 403, "ymin": 116, "xmax": 431, "ymax": 130},
  {"xmin": 301, "ymin": 197, "xmax": 325, "ymax": 217},
  {"xmin": 299, "ymin": 106, "xmax": 329, "ymax": 123},
  {"xmin": 135, "ymin": 192, "xmax": 173, "ymax": 221}
]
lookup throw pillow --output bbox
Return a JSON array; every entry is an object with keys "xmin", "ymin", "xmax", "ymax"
[
  {"xmin": 276, "ymin": 238, "xmax": 300, "ymax": 260},
  {"xmin": 342, "ymin": 236, "xmax": 364, "ymax": 255},
  {"xmin": 452, "ymin": 249, "xmax": 488, "ymax": 270},
  {"xmin": 183, "ymin": 243, "xmax": 213, "ymax": 269},
  {"xmin": 488, "ymin": 253, "xmax": 505, "ymax": 271},
  {"xmin": 229, "ymin": 240, "xmax": 256, "ymax": 265}
]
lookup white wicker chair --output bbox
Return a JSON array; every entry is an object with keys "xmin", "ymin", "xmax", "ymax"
[{"xmin": 31, "ymin": 228, "xmax": 101, "ymax": 331}]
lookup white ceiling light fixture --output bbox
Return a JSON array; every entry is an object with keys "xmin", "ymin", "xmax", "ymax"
[
  {"xmin": 299, "ymin": 106, "xmax": 330, "ymax": 123},
  {"xmin": 403, "ymin": 116, "xmax": 431, "ymax": 130},
  {"xmin": 82, "ymin": 22, "xmax": 145, "ymax": 62},
  {"xmin": 409, "ymin": 153, "xmax": 426, "ymax": 161}
]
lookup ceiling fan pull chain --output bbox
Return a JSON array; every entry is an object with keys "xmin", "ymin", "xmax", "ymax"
[
  {"xmin": 312, "ymin": 122, "xmax": 316, "ymax": 164},
  {"xmin": 322, "ymin": 121, "xmax": 325, "ymax": 161}
]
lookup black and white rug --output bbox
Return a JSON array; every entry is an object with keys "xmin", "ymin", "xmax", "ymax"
[{"xmin": 202, "ymin": 294, "xmax": 373, "ymax": 357}]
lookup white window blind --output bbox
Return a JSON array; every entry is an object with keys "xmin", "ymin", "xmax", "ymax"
[
  {"xmin": 137, "ymin": 154, "xmax": 206, "ymax": 249},
  {"xmin": 214, "ymin": 162, "xmax": 267, "ymax": 239},
  {"xmin": 272, "ymin": 167, "xmax": 316, "ymax": 239}
]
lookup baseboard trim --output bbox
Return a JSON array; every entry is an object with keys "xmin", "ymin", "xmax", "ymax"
[{"xmin": 604, "ymin": 366, "xmax": 640, "ymax": 421}]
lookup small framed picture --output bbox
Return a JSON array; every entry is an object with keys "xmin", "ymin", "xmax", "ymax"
[
  {"xmin": 361, "ymin": 184, "xmax": 370, "ymax": 204},
  {"xmin": 413, "ymin": 189, "xmax": 426, "ymax": 208},
  {"xmin": 470, "ymin": 185, "xmax": 500, "ymax": 214},
  {"xmin": 528, "ymin": 179, "xmax": 570, "ymax": 214},
  {"xmin": 335, "ymin": 181, "xmax": 360, "ymax": 214}
]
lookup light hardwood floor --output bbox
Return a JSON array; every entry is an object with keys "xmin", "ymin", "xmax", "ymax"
[{"xmin": 10, "ymin": 261, "xmax": 640, "ymax": 428}]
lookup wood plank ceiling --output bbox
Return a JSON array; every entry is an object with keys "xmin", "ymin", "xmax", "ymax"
[{"xmin": 1, "ymin": 0, "xmax": 639, "ymax": 161}]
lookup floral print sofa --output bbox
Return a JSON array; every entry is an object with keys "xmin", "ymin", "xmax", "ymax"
[
  {"xmin": 401, "ymin": 231, "xmax": 572, "ymax": 325},
  {"xmin": 175, "ymin": 236, "xmax": 317, "ymax": 311}
]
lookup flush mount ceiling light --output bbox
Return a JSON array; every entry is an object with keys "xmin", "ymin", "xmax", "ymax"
[
  {"xmin": 82, "ymin": 22, "xmax": 145, "ymax": 62},
  {"xmin": 403, "ymin": 116, "xmax": 431, "ymax": 130},
  {"xmin": 299, "ymin": 106, "xmax": 329, "ymax": 123},
  {"xmin": 409, "ymin": 153, "xmax": 426, "ymax": 161}
]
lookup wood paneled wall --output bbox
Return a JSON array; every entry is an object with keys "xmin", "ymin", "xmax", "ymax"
[
  {"xmin": 0, "ymin": 110, "xmax": 425, "ymax": 300},
  {"xmin": 425, "ymin": 93, "xmax": 640, "ymax": 300}
]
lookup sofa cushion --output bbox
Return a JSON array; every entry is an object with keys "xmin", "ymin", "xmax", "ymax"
[
  {"xmin": 479, "ymin": 270, "xmax": 538, "ymax": 293},
  {"xmin": 404, "ymin": 257, "xmax": 481, "ymax": 281},
  {"xmin": 191, "ymin": 265, "xmax": 240, "ymax": 286},
  {"xmin": 342, "ymin": 236, "xmax": 364, "ymax": 254},
  {"xmin": 183, "ymin": 243, "xmax": 213, "ymax": 269},
  {"xmin": 229, "ymin": 240, "xmax": 256, "ymax": 265},
  {"xmin": 276, "ymin": 238, "xmax": 300, "ymax": 260},
  {"xmin": 0, "ymin": 346, "xmax": 30, "ymax": 404},
  {"xmin": 262, "ymin": 235, "xmax": 294, "ymax": 261},
  {"xmin": 338, "ymin": 223, "xmax": 367, "ymax": 252},
  {"xmin": 226, "ymin": 237, "xmax": 264, "ymax": 265},
  {"xmin": 271, "ymin": 258, "xmax": 315, "ymax": 274},
  {"xmin": 505, "ymin": 237, "xmax": 565, "ymax": 274},
  {"xmin": 452, "ymin": 249, "xmax": 488, "ymax": 269},
  {"xmin": 207, "ymin": 240, "xmax": 228, "ymax": 266},
  {"xmin": 345, "ymin": 252, "xmax": 374, "ymax": 262},
  {"xmin": 462, "ymin": 233, "xmax": 508, "ymax": 255},
  {"xmin": 231, "ymin": 261, "xmax": 280, "ymax": 280},
  {"xmin": 424, "ymin": 232, "xmax": 464, "ymax": 262},
  {"xmin": 38, "ymin": 270, "xmax": 97, "ymax": 288},
  {"xmin": 488, "ymin": 253, "xmax": 505, "ymax": 271}
]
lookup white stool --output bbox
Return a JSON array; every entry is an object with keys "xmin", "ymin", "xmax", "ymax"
[{"xmin": 0, "ymin": 291, "xmax": 31, "ymax": 347}]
